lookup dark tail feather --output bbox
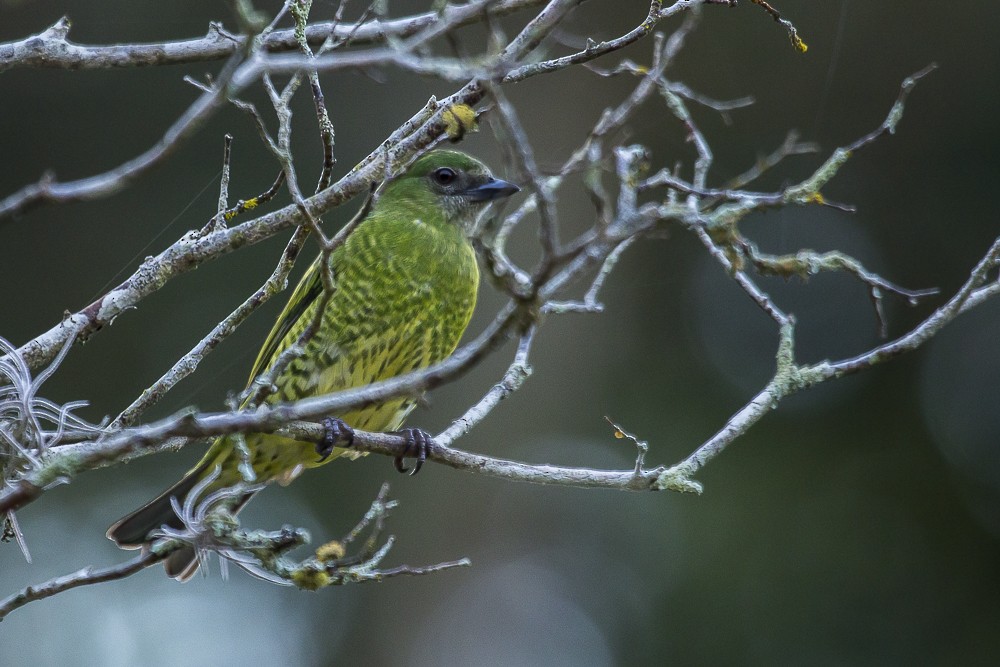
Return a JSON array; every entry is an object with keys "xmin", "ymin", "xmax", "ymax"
[
  {"xmin": 107, "ymin": 462, "xmax": 211, "ymax": 548},
  {"xmin": 108, "ymin": 462, "xmax": 257, "ymax": 581},
  {"xmin": 164, "ymin": 546, "xmax": 201, "ymax": 581}
]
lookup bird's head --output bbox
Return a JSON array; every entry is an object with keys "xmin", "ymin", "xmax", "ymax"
[{"xmin": 379, "ymin": 150, "xmax": 520, "ymax": 235}]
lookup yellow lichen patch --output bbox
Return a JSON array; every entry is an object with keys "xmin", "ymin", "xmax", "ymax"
[
  {"xmin": 807, "ymin": 192, "xmax": 825, "ymax": 205},
  {"xmin": 224, "ymin": 197, "xmax": 259, "ymax": 221},
  {"xmin": 763, "ymin": 255, "xmax": 809, "ymax": 279},
  {"xmin": 291, "ymin": 567, "xmax": 332, "ymax": 591},
  {"xmin": 315, "ymin": 540, "xmax": 347, "ymax": 563},
  {"xmin": 442, "ymin": 103, "xmax": 478, "ymax": 142},
  {"xmin": 749, "ymin": 0, "xmax": 807, "ymax": 54}
]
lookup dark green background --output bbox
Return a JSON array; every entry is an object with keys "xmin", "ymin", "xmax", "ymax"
[{"xmin": 2, "ymin": 1, "xmax": 999, "ymax": 664}]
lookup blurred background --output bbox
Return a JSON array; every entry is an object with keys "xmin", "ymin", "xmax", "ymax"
[{"xmin": 2, "ymin": 1, "xmax": 999, "ymax": 664}]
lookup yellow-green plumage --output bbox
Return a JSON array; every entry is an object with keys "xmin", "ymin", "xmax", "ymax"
[
  {"xmin": 108, "ymin": 150, "xmax": 517, "ymax": 578},
  {"xmin": 203, "ymin": 178, "xmax": 481, "ymax": 487}
]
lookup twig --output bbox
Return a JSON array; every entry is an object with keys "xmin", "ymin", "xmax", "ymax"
[
  {"xmin": 605, "ymin": 417, "xmax": 650, "ymax": 476},
  {"xmin": 209, "ymin": 134, "xmax": 234, "ymax": 232},
  {"xmin": 692, "ymin": 224, "xmax": 792, "ymax": 327},
  {"xmin": 0, "ymin": 56, "xmax": 240, "ymax": 220},
  {"xmin": 749, "ymin": 0, "xmax": 807, "ymax": 53},
  {"xmin": 747, "ymin": 246, "xmax": 939, "ymax": 338},
  {"xmin": 722, "ymin": 131, "xmax": 819, "ymax": 191},
  {"xmin": 0, "ymin": 550, "xmax": 161, "ymax": 621},
  {"xmin": 437, "ymin": 326, "xmax": 537, "ymax": 446},
  {"xmin": 504, "ymin": 0, "xmax": 702, "ymax": 83},
  {"xmin": 486, "ymin": 83, "xmax": 559, "ymax": 278},
  {"xmin": 844, "ymin": 63, "xmax": 938, "ymax": 152},
  {"xmin": 820, "ymin": 234, "xmax": 1000, "ymax": 378},
  {"xmin": 110, "ymin": 225, "xmax": 311, "ymax": 429},
  {"xmin": 543, "ymin": 237, "xmax": 635, "ymax": 314},
  {"xmin": 221, "ymin": 171, "xmax": 287, "ymax": 222}
]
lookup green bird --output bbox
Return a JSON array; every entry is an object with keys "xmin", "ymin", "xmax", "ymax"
[{"xmin": 107, "ymin": 150, "xmax": 519, "ymax": 579}]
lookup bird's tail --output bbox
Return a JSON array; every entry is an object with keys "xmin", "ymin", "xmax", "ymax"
[
  {"xmin": 107, "ymin": 461, "xmax": 209, "ymax": 548},
  {"xmin": 107, "ymin": 457, "xmax": 254, "ymax": 581}
]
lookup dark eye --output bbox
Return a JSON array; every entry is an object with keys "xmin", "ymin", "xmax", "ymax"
[{"xmin": 431, "ymin": 167, "xmax": 457, "ymax": 186}]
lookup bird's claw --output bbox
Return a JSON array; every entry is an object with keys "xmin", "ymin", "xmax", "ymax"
[
  {"xmin": 392, "ymin": 428, "xmax": 433, "ymax": 476},
  {"xmin": 317, "ymin": 417, "xmax": 355, "ymax": 462}
]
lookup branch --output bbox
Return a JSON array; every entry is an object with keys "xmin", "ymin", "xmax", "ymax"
[
  {"xmin": 661, "ymin": 233, "xmax": 1000, "ymax": 486},
  {"xmin": 639, "ymin": 65, "xmax": 937, "ymax": 216},
  {"xmin": 748, "ymin": 246, "xmax": 939, "ymax": 338},
  {"xmin": 0, "ymin": 550, "xmax": 160, "ymax": 621},
  {"xmin": 111, "ymin": 225, "xmax": 310, "ymax": 429},
  {"xmin": 0, "ymin": 52, "xmax": 241, "ymax": 219},
  {"xmin": 820, "ymin": 234, "xmax": 1000, "ymax": 379},
  {"xmin": 0, "ymin": 1, "xmax": 547, "ymax": 72}
]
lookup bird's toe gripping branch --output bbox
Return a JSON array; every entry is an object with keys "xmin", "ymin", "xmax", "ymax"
[
  {"xmin": 317, "ymin": 417, "xmax": 355, "ymax": 462},
  {"xmin": 392, "ymin": 428, "xmax": 433, "ymax": 476}
]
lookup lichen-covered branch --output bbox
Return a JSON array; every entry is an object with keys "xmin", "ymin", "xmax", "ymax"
[{"xmin": 0, "ymin": 483, "xmax": 469, "ymax": 620}]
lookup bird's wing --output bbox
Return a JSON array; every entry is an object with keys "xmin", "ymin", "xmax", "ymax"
[{"xmin": 246, "ymin": 255, "xmax": 326, "ymax": 388}]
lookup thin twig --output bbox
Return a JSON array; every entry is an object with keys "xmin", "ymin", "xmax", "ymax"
[
  {"xmin": 0, "ymin": 550, "xmax": 161, "ymax": 621},
  {"xmin": 0, "ymin": 53, "xmax": 244, "ymax": 220},
  {"xmin": 111, "ymin": 225, "xmax": 311, "ymax": 429}
]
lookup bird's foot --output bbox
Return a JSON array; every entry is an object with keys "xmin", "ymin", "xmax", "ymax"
[
  {"xmin": 317, "ymin": 417, "xmax": 355, "ymax": 462},
  {"xmin": 391, "ymin": 428, "xmax": 433, "ymax": 476}
]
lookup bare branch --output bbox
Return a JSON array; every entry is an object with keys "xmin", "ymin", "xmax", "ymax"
[
  {"xmin": 505, "ymin": 0, "xmax": 709, "ymax": 83},
  {"xmin": 436, "ymin": 326, "xmax": 537, "ymax": 446},
  {"xmin": 748, "ymin": 0, "xmax": 808, "ymax": 53},
  {"xmin": 747, "ymin": 246, "xmax": 939, "ymax": 338},
  {"xmin": 692, "ymin": 224, "xmax": 792, "ymax": 327},
  {"xmin": 844, "ymin": 63, "xmax": 939, "ymax": 152},
  {"xmin": 820, "ymin": 234, "xmax": 1000, "ymax": 378},
  {"xmin": 722, "ymin": 131, "xmax": 819, "ymax": 191},
  {"xmin": 0, "ymin": 54, "xmax": 240, "ymax": 220},
  {"xmin": 110, "ymin": 226, "xmax": 310, "ymax": 429},
  {"xmin": 0, "ymin": 482, "xmax": 468, "ymax": 617},
  {"xmin": 0, "ymin": 551, "xmax": 161, "ymax": 621},
  {"xmin": 0, "ymin": 1, "xmax": 548, "ymax": 72}
]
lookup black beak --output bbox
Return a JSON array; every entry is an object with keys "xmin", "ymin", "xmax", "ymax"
[{"xmin": 466, "ymin": 178, "xmax": 520, "ymax": 202}]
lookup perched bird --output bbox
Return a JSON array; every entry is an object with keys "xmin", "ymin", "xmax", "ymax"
[{"xmin": 107, "ymin": 150, "xmax": 519, "ymax": 579}]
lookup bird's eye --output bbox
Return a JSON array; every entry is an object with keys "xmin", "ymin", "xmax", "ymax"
[{"xmin": 431, "ymin": 167, "xmax": 457, "ymax": 186}]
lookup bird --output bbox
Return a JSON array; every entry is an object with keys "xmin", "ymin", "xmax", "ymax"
[{"xmin": 107, "ymin": 149, "xmax": 519, "ymax": 580}]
